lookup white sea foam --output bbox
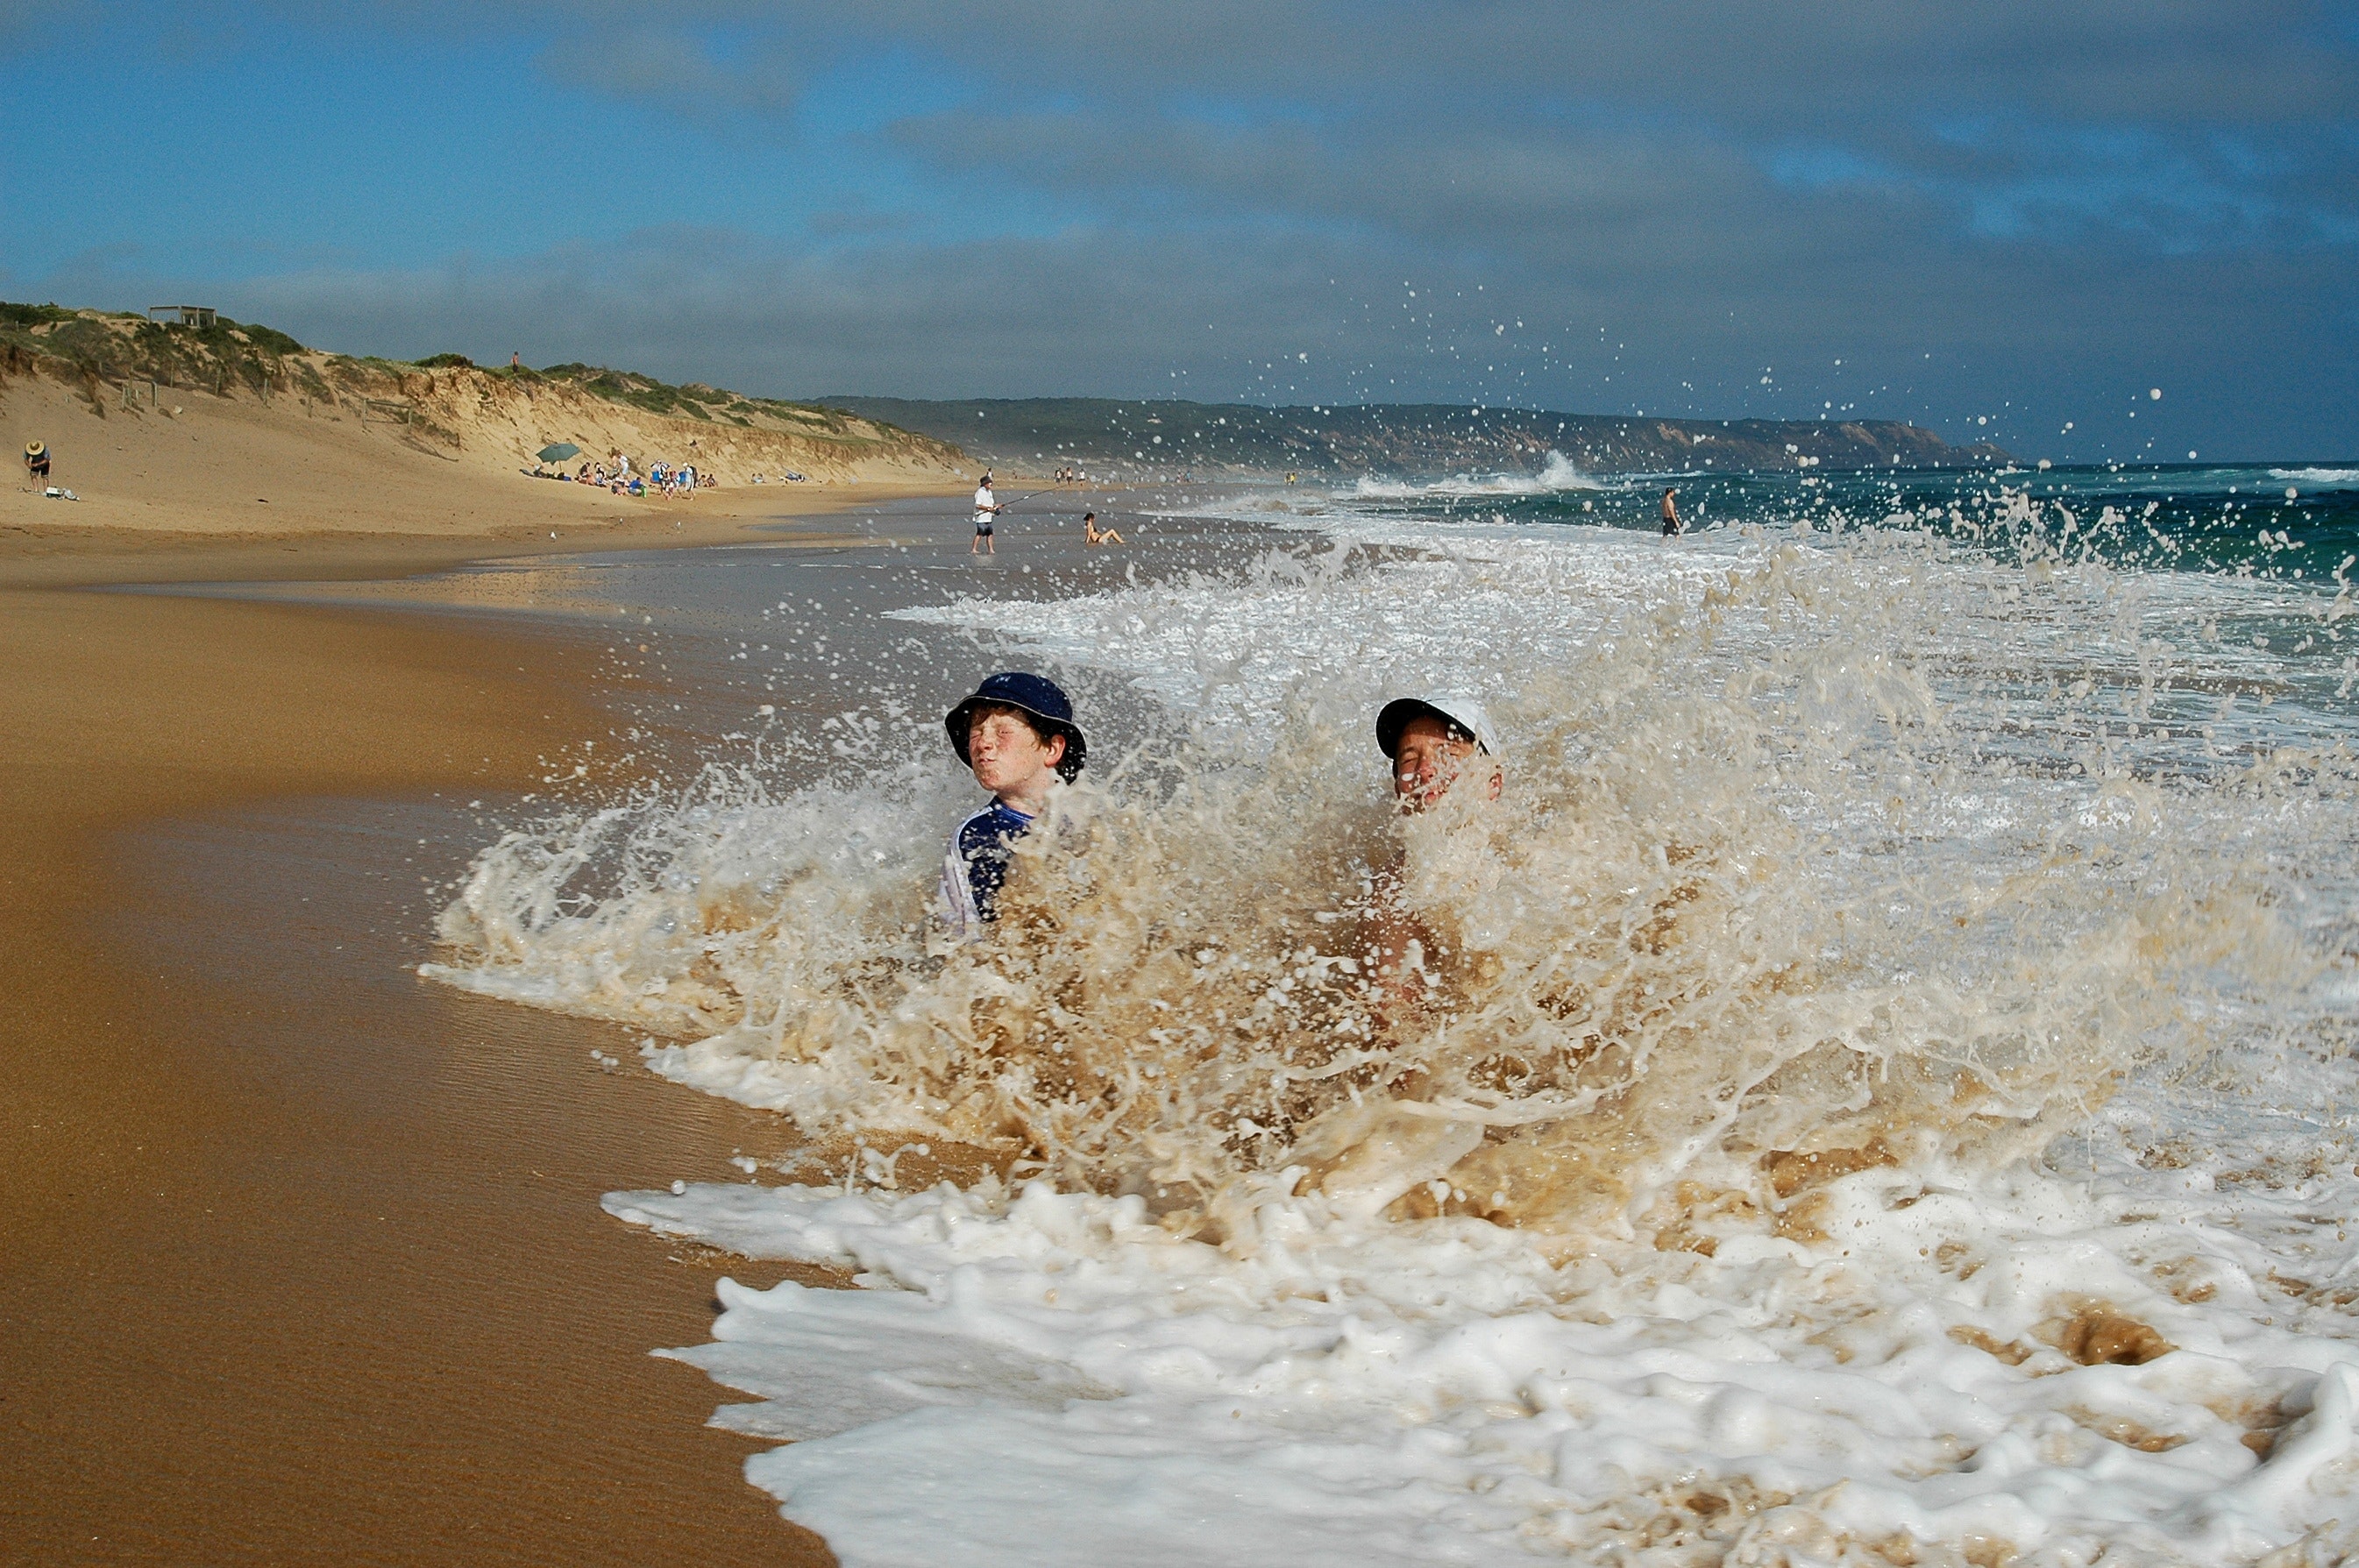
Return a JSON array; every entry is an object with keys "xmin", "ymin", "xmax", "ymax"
[
  {"xmin": 613, "ymin": 1080, "xmax": 2359, "ymax": 1565},
  {"xmin": 1346, "ymin": 449, "xmax": 1604, "ymax": 500},
  {"xmin": 2270, "ymin": 469, "xmax": 2359, "ymax": 486}
]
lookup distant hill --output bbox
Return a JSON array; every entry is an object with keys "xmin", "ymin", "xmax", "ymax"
[{"xmin": 816, "ymin": 395, "xmax": 2012, "ymax": 479}]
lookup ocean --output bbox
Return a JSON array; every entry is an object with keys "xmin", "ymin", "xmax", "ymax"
[{"xmin": 431, "ymin": 460, "xmax": 2359, "ymax": 1565}]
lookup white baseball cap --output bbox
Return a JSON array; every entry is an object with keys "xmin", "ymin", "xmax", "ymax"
[{"xmin": 1376, "ymin": 694, "xmax": 1498, "ymax": 757}]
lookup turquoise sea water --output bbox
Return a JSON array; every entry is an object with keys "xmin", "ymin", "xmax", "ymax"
[{"xmin": 1351, "ymin": 461, "xmax": 2359, "ymax": 578}]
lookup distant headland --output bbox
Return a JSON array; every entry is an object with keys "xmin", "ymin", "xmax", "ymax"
[{"xmin": 820, "ymin": 395, "xmax": 2015, "ymax": 479}]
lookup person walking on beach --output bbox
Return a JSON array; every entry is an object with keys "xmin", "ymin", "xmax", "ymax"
[
  {"xmin": 938, "ymin": 671, "xmax": 1087, "ymax": 936},
  {"xmin": 24, "ymin": 440, "xmax": 50, "ymax": 487},
  {"xmin": 1660, "ymin": 487, "xmax": 1684, "ymax": 537},
  {"xmin": 1083, "ymin": 511, "xmax": 1125, "ymax": 547},
  {"xmin": 971, "ymin": 474, "xmax": 1002, "ymax": 555}
]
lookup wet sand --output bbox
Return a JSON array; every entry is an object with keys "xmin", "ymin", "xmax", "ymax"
[
  {"xmin": 0, "ymin": 481, "xmax": 948, "ymax": 590},
  {"xmin": 0, "ymin": 578, "xmax": 840, "ymax": 1563}
]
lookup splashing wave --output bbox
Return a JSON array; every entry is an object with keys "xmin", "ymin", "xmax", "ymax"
[{"xmin": 430, "ymin": 523, "xmax": 2353, "ymax": 1235}]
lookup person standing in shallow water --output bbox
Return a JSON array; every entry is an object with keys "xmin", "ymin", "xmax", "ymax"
[
  {"xmin": 1660, "ymin": 486, "xmax": 1684, "ymax": 536},
  {"xmin": 971, "ymin": 473, "xmax": 1002, "ymax": 555},
  {"xmin": 938, "ymin": 672, "xmax": 1088, "ymax": 937}
]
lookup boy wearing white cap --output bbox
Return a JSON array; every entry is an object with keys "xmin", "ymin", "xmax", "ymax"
[
  {"xmin": 1361, "ymin": 693, "xmax": 1502, "ymax": 1018},
  {"xmin": 1375, "ymin": 694, "xmax": 1501, "ymax": 810}
]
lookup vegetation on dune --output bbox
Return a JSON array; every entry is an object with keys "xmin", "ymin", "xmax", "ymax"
[
  {"xmin": 534, "ymin": 362, "xmax": 863, "ymax": 436},
  {"xmin": 0, "ymin": 302, "xmax": 82, "ymax": 330},
  {"xmin": 0, "ymin": 302, "xmax": 327, "ymax": 408}
]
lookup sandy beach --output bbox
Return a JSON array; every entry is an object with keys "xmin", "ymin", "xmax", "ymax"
[{"xmin": 0, "ymin": 500, "xmax": 929, "ymax": 1564}]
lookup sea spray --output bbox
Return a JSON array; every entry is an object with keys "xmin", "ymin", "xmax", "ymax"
[{"xmin": 430, "ymin": 523, "xmax": 2347, "ymax": 1238}]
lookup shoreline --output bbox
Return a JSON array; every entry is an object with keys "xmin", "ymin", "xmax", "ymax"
[
  {"xmin": 0, "ymin": 562, "xmax": 859, "ymax": 1563},
  {"xmin": 0, "ymin": 478, "xmax": 970, "ymax": 588}
]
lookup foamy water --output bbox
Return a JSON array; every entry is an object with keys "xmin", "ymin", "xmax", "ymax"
[
  {"xmin": 433, "ymin": 479, "xmax": 2359, "ymax": 1564},
  {"xmin": 1348, "ymin": 449, "xmax": 1604, "ymax": 500}
]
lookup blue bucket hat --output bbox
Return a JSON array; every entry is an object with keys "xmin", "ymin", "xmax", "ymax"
[{"xmin": 945, "ymin": 671, "xmax": 1086, "ymax": 782}]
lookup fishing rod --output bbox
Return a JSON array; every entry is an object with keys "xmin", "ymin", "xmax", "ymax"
[{"xmin": 992, "ymin": 487, "xmax": 1061, "ymax": 513}]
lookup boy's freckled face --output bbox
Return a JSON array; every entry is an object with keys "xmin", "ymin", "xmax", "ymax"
[{"xmin": 968, "ymin": 708, "xmax": 1064, "ymax": 799}]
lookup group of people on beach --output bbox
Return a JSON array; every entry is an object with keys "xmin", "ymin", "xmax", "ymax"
[
  {"xmin": 935, "ymin": 668, "xmax": 1495, "ymax": 1002},
  {"xmin": 970, "ymin": 473, "xmax": 1125, "ymax": 556},
  {"xmin": 566, "ymin": 454, "xmax": 715, "ymax": 497}
]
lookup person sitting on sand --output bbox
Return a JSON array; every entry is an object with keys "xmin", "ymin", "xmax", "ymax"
[
  {"xmin": 1082, "ymin": 511, "xmax": 1125, "ymax": 547},
  {"xmin": 25, "ymin": 440, "xmax": 51, "ymax": 486},
  {"xmin": 938, "ymin": 671, "xmax": 1087, "ymax": 937},
  {"xmin": 971, "ymin": 474, "xmax": 1002, "ymax": 556}
]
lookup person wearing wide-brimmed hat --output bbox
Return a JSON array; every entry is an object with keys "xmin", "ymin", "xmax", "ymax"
[
  {"xmin": 938, "ymin": 670, "xmax": 1087, "ymax": 934},
  {"xmin": 24, "ymin": 440, "xmax": 50, "ymax": 486}
]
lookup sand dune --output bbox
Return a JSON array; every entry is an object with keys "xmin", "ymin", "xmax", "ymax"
[{"xmin": 1, "ymin": 329, "xmax": 972, "ymax": 540}]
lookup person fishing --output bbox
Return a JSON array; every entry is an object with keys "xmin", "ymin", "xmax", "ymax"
[
  {"xmin": 1660, "ymin": 486, "xmax": 1684, "ymax": 537},
  {"xmin": 971, "ymin": 473, "xmax": 1002, "ymax": 555},
  {"xmin": 938, "ymin": 671, "xmax": 1087, "ymax": 936}
]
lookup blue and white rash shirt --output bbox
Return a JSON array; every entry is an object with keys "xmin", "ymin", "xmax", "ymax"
[{"xmin": 939, "ymin": 799, "xmax": 1037, "ymax": 936}]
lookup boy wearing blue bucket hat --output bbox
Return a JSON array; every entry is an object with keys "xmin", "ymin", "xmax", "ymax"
[{"xmin": 938, "ymin": 671, "xmax": 1087, "ymax": 934}]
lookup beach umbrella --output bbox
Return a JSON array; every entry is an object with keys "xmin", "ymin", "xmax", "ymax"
[{"xmin": 537, "ymin": 442, "xmax": 580, "ymax": 463}]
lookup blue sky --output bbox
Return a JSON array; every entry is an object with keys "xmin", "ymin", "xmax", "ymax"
[{"xmin": 4, "ymin": 0, "xmax": 2355, "ymax": 458}]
